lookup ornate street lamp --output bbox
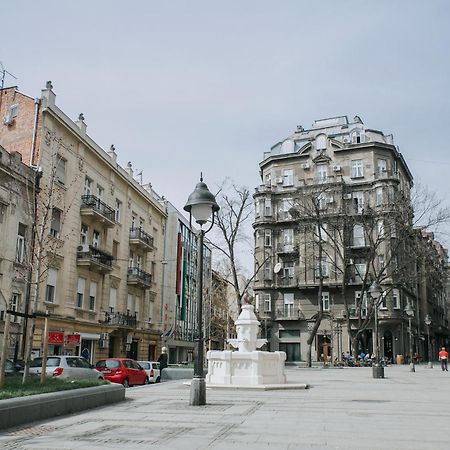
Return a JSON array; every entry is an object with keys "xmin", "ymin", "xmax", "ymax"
[
  {"xmin": 405, "ymin": 302, "xmax": 415, "ymax": 372},
  {"xmin": 369, "ymin": 281, "xmax": 384, "ymax": 379},
  {"xmin": 424, "ymin": 314, "xmax": 433, "ymax": 369},
  {"xmin": 184, "ymin": 175, "xmax": 219, "ymax": 406}
]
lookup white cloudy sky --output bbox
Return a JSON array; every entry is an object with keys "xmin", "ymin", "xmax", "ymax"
[{"xmin": 2, "ymin": 0, "xmax": 450, "ymax": 273}]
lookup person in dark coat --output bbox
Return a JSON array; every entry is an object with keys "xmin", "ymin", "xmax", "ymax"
[{"xmin": 157, "ymin": 347, "xmax": 168, "ymax": 375}]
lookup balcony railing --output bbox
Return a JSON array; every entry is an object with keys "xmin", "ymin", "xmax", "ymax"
[
  {"xmin": 77, "ymin": 245, "xmax": 113, "ymax": 272},
  {"xmin": 102, "ymin": 310, "xmax": 137, "ymax": 328},
  {"xmin": 276, "ymin": 243, "xmax": 298, "ymax": 254},
  {"xmin": 129, "ymin": 227, "xmax": 154, "ymax": 250},
  {"xmin": 275, "ymin": 306, "xmax": 303, "ymax": 320},
  {"xmin": 127, "ymin": 266, "xmax": 152, "ymax": 288},
  {"xmin": 80, "ymin": 195, "xmax": 116, "ymax": 225},
  {"xmin": 276, "ymin": 276, "xmax": 298, "ymax": 288}
]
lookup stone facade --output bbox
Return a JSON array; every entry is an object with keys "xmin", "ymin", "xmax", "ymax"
[
  {"xmin": 0, "ymin": 83, "xmax": 167, "ymax": 363},
  {"xmin": 253, "ymin": 115, "xmax": 449, "ymax": 362}
]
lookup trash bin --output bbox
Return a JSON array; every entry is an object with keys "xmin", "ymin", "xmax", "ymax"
[{"xmin": 396, "ymin": 355, "xmax": 404, "ymax": 365}]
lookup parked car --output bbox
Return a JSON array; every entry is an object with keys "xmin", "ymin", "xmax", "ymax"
[
  {"xmin": 137, "ymin": 361, "xmax": 161, "ymax": 383},
  {"xmin": 29, "ymin": 356, "xmax": 104, "ymax": 380},
  {"xmin": 2, "ymin": 359, "xmax": 20, "ymax": 376},
  {"xmin": 95, "ymin": 358, "xmax": 149, "ymax": 387}
]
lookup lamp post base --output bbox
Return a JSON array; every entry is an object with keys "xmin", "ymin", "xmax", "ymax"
[
  {"xmin": 372, "ymin": 365, "xmax": 385, "ymax": 379},
  {"xmin": 190, "ymin": 377, "xmax": 206, "ymax": 406},
  {"xmin": 410, "ymin": 363, "xmax": 415, "ymax": 372}
]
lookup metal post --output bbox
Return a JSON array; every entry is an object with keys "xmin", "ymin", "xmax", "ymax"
[
  {"xmin": 372, "ymin": 302, "xmax": 384, "ymax": 378},
  {"xmin": 427, "ymin": 326, "xmax": 433, "ymax": 369},
  {"xmin": 409, "ymin": 317, "xmax": 415, "ymax": 372},
  {"xmin": 190, "ymin": 229, "xmax": 206, "ymax": 405},
  {"xmin": 0, "ymin": 309, "xmax": 12, "ymax": 388}
]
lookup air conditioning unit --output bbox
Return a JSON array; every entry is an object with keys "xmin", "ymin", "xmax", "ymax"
[
  {"xmin": 343, "ymin": 194, "xmax": 352, "ymax": 200},
  {"xmin": 77, "ymin": 244, "xmax": 90, "ymax": 252},
  {"xmin": 333, "ymin": 165, "xmax": 342, "ymax": 172},
  {"xmin": 3, "ymin": 114, "xmax": 14, "ymax": 126},
  {"xmin": 301, "ymin": 163, "xmax": 310, "ymax": 170},
  {"xmin": 276, "ymin": 177, "xmax": 283, "ymax": 184}
]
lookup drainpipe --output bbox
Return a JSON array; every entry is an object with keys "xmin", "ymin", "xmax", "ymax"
[{"xmin": 30, "ymin": 98, "xmax": 40, "ymax": 166}]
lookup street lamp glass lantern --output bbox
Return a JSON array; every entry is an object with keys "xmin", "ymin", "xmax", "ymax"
[
  {"xmin": 184, "ymin": 177, "xmax": 220, "ymax": 226},
  {"xmin": 424, "ymin": 314, "xmax": 432, "ymax": 326},
  {"xmin": 405, "ymin": 302, "xmax": 414, "ymax": 317},
  {"xmin": 368, "ymin": 281, "xmax": 382, "ymax": 299}
]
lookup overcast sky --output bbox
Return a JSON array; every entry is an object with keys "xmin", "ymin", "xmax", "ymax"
[{"xmin": 2, "ymin": 1, "xmax": 450, "ymax": 273}]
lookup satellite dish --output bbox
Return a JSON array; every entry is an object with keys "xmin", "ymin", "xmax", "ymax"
[{"xmin": 274, "ymin": 263, "xmax": 282, "ymax": 274}]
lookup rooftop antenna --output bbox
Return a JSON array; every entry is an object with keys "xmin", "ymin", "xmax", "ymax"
[{"xmin": 0, "ymin": 62, "xmax": 18, "ymax": 116}]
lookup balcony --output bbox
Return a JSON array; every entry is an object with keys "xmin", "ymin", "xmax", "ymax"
[
  {"xmin": 129, "ymin": 227, "xmax": 154, "ymax": 251},
  {"xmin": 277, "ymin": 243, "xmax": 299, "ymax": 255},
  {"xmin": 76, "ymin": 245, "xmax": 113, "ymax": 273},
  {"xmin": 80, "ymin": 195, "xmax": 116, "ymax": 228},
  {"xmin": 276, "ymin": 276, "xmax": 298, "ymax": 288},
  {"xmin": 374, "ymin": 169, "xmax": 398, "ymax": 181},
  {"xmin": 102, "ymin": 310, "xmax": 137, "ymax": 328},
  {"xmin": 275, "ymin": 306, "xmax": 303, "ymax": 321},
  {"xmin": 127, "ymin": 266, "xmax": 152, "ymax": 288}
]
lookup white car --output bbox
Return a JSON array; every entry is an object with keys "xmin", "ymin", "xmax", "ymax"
[
  {"xmin": 29, "ymin": 356, "xmax": 104, "ymax": 380},
  {"xmin": 138, "ymin": 361, "xmax": 161, "ymax": 383}
]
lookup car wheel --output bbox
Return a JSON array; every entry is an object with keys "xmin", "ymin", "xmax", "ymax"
[
  {"xmin": 122, "ymin": 378, "xmax": 130, "ymax": 388},
  {"xmin": 144, "ymin": 376, "xmax": 149, "ymax": 385}
]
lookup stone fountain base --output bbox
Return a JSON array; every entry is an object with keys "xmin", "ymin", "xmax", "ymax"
[{"xmin": 206, "ymin": 349, "xmax": 286, "ymax": 386}]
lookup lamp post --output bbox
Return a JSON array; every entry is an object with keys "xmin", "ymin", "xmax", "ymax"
[
  {"xmin": 184, "ymin": 175, "xmax": 219, "ymax": 406},
  {"xmin": 369, "ymin": 281, "xmax": 384, "ymax": 379},
  {"xmin": 405, "ymin": 302, "xmax": 415, "ymax": 372},
  {"xmin": 424, "ymin": 314, "xmax": 433, "ymax": 369}
]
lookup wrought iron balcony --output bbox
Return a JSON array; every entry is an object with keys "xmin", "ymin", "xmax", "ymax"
[
  {"xmin": 127, "ymin": 266, "xmax": 152, "ymax": 288},
  {"xmin": 129, "ymin": 227, "xmax": 154, "ymax": 251},
  {"xmin": 276, "ymin": 243, "xmax": 299, "ymax": 255},
  {"xmin": 275, "ymin": 306, "xmax": 303, "ymax": 321},
  {"xmin": 80, "ymin": 195, "xmax": 116, "ymax": 227},
  {"xmin": 102, "ymin": 310, "xmax": 137, "ymax": 328},
  {"xmin": 76, "ymin": 244, "xmax": 113, "ymax": 273}
]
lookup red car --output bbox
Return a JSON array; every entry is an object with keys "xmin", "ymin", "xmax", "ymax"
[{"xmin": 95, "ymin": 358, "xmax": 149, "ymax": 387}]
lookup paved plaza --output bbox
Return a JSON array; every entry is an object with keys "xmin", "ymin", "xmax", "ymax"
[{"xmin": 0, "ymin": 365, "xmax": 449, "ymax": 449}]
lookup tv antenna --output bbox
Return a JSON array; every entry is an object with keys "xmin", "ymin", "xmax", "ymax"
[{"xmin": 0, "ymin": 62, "xmax": 18, "ymax": 115}]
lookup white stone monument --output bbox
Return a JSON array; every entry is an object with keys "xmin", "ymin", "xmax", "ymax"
[{"xmin": 206, "ymin": 300, "xmax": 287, "ymax": 387}]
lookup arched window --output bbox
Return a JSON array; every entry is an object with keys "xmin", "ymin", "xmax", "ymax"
[{"xmin": 316, "ymin": 134, "xmax": 327, "ymax": 150}]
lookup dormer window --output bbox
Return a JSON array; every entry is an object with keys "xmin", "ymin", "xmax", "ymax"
[{"xmin": 352, "ymin": 130, "xmax": 364, "ymax": 144}]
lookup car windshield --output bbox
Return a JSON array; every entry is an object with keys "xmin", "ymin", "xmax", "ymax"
[
  {"xmin": 96, "ymin": 360, "xmax": 120, "ymax": 369},
  {"xmin": 30, "ymin": 357, "xmax": 61, "ymax": 368}
]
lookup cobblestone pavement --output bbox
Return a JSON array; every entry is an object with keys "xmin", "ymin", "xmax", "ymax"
[{"xmin": 0, "ymin": 365, "xmax": 449, "ymax": 449}]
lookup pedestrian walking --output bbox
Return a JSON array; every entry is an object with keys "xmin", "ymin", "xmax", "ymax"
[
  {"xmin": 157, "ymin": 347, "xmax": 168, "ymax": 380},
  {"xmin": 438, "ymin": 347, "xmax": 448, "ymax": 371}
]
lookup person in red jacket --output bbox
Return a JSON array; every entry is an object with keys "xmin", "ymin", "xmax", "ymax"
[{"xmin": 438, "ymin": 347, "xmax": 448, "ymax": 371}]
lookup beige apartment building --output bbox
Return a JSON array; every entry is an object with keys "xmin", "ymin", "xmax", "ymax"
[
  {"xmin": 0, "ymin": 82, "xmax": 166, "ymax": 363},
  {"xmin": 253, "ymin": 116, "xmax": 448, "ymax": 362}
]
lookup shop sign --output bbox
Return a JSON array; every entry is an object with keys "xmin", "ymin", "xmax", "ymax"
[
  {"xmin": 66, "ymin": 334, "xmax": 81, "ymax": 345},
  {"xmin": 48, "ymin": 331, "xmax": 65, "ymax": 344}
]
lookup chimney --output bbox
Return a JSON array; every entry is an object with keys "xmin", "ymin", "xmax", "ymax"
[
  {"xmin": 75, "ymin": 113, "xmax": 87, "ymax": 135},
  {"xmin": 108, "ymin": 144, "xmax": 118, "ymax": 162},
  {"xmin": 126, "ymin": 161, "xmax": 133, "ymax": 178},
  {"xmin": 41, "ymin": 80, "xmax": 56, "ymax": 107}
]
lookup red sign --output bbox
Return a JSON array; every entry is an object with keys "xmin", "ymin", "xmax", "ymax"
[
  {"xmin": 66, "ymin": 334, "xmax": 81, "ymax": 345},
  {"xmin": 48, "ymin": 331, "xmax": 65, "ymax": 345}
]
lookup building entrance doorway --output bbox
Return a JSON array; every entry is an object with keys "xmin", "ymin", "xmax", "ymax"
[
  {"xmin": 317, "ymin": 334, "xmax": 331, "ymax": 362},
  {"xmin": 279, "ymin": 343, "xmax": 300, "ymax": 362},
  {"xmin": 383, "ymin": 331, "xmax": 393, "ymax": 362}
]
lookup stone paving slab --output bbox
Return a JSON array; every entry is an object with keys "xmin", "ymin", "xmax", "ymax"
[{"xmin": 0, "ymin": 365, "xmax": 449, "ymax": 449}]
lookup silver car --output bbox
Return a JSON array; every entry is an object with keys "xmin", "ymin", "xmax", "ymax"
[
  {"xmin": 29, "ymin": 356, "xmax": 104, "ymax": 380},
  {"xmin": 137, "ymin": 361, "xmax": 161, "ymax": 383}
]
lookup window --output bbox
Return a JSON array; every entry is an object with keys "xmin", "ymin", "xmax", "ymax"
[
  {"xmin": 321, "ymin": 292, "xmax": 330, "ymax": 311},
  {"xmin": 263, "ymin": 293, "xmax": 271, "ymax": 312},
  {"xmin": 317, "ymin": 193, "xmax": 327, "ymax": 210},
  {"xmin": 284, "ymin": 293, "xmax": 294, "ymax": 317},
  {"xmin": 352, "ymin": 130, "xmax": 363, "ymax": 144},
  {"xmin": 136, "ymin": 254, "xmax": 142, "ymax": 269},
  {"xmin": 316, "ymin": 134, "xmax": 327, "ymax": 150},
  {"xmin": 377, "ymin": 219, "xmax": 385, "ymax": 239},
  {"xmin": 279, "ymin": 199, "xmax": 291, "ymax": 219},
  {"xmin": 127, "ymin": 293, "xmax": 134, "ymax": 314},
  {"xmin": 380, "ymin": 292, "xmax": 387, "ymax": 310},
  {"xmin": 317, "ymin": 164, "xmax": 328, "ymax": 183},
  {"xmin": 351, "ymin": 160, "xmax": 364, "ymax": 178},
  {"xmin": 377, "ymin": 159, "xmax": 387, "ymax": 175},
  {"xmin": 80, "ymin": 224, "xmax": 88, "ymax": 245},
  {"xmin": 139, "ymin": 217, "xmax": 144, "ymax": 228},
  {"xmin": 264, "ymin": 199, "xmax": 272, "ymax": 216},
  {"xmin": 255, "ymin": 293, "xmax": 260, "ymax": 311},
  {"xmin": 315, "ymin": 224, "xmax": 328, "ymax": 242},
  {"xmin": 76, "ymin": 278, "xmax": 85, "ymax": 308},
  {"xmin": 355, "ymin": 291, "xmax": 368, "ymax": 317},
  {"xmin": 55, "ymin": 156, "xmax": 66, "ymax": 184},
  {"xmin": 135, "ymin": 295, "xmax": 141, "ymax": 320},
  {"xmin": 129, "ymin": 250, "xmax": 134, "ymax": 268},
  {"xmin": 279, "ymin": 329, "xmax": 300, "ymax": 338},
  {"xmin": 16, "ymin": 223, "xmax": 26, "ymax": 263},
  {"xmin": 264, "ymin": 261, "xmax": 272, "ymax": 280},
  {"xmin": 131, "ymin": 213, "xmax": 137, "ymax": 230},
  {"xmin": 109, "ymin": 287, "xmax": 117, "ymax": 310},
  {"xmin": 392, "ymin": 289, "xmax": 400, "ymax": 309},
  {"xmin": 282, "ymin": 228, "xmax": 293, "ymax": 245},
  {"xmin": 283, "ymin": 169, "xmax": 294, "ymax": 186},
  {"xmin": 92, "ymin": 230, "xmax": 100, "ymax": 248},
  {"xmin": 112, "ymin": 241, "xmax": 119, "ymax": 259},
  {"xmin": 283, "ymin": 261, "xmax": 294, "ymax": 279},
  {"xmin": 84, "ymin": 177, "xmax": 92, "ymax": 196},
  {"xmin": 317, "ymin": 257, "xmax": 328, "ymax": 277},
  {"xmin": 89, "ymin": 281, "xmax": 97, "ymax": 311},
  {"xmin": 264, "ymin": 230, "xmax": 272, "ymax": 247},
  {"xmin": 50, "ymin": 208, "xmax": 61, "ymax": 238},
  {"xmin": 378, "ymin": 254, "xmax": 385, "ymax": 271},
  {"xmin": 354, "ymin": 258, "xmax": 366, "ymax": 282},
  {"xmin": 0, "ymin": 202, "xmax": 6, "ymax": 223},
  {"xmin": 375, "ymin": 187, "xmax": 383, "ymax": 206},
  {"xmin": 264, "ymin": 173, "xmax": 271, "ymax": 186},
  {"xmin": 353, "ymin": 191, "xmax": 364, "ymax": 213},
  {"xmin": 115, "ymin": 199, "xmax": 122, "ymax": 222},
  {"xmin": 45, "ymin": 268, "xmax": 58, "ymax": 303},
  {"xmin": 97, "ymin": 185, "xmax": 104, "ymax": 200},
  {"xmin": 11, "ymin": 293, "xmax": 20, "ymax": 323},
  {"xmin": 352, "ymin": 224, "xmax": 365, "ymax": 247}
]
